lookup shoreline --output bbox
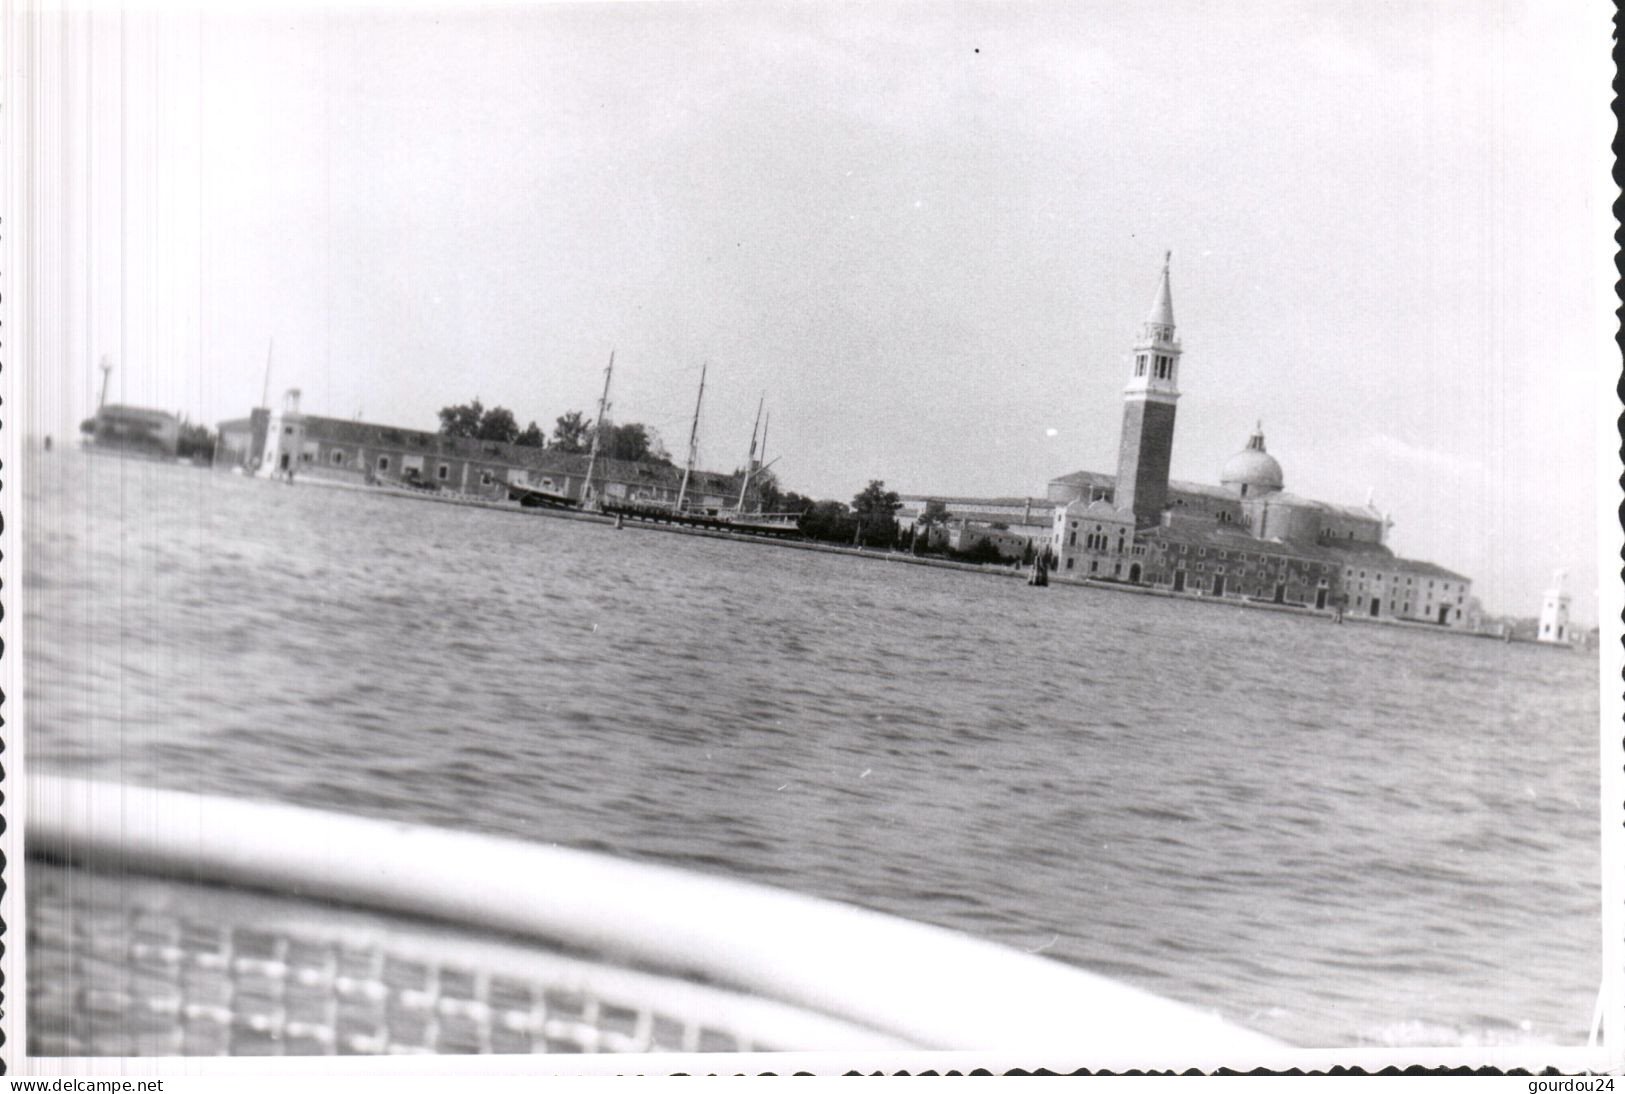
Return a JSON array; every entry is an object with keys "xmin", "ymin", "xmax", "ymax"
[{"xmin": 266, "ymin": 469, "xmax": 1583, "ymax": 650}]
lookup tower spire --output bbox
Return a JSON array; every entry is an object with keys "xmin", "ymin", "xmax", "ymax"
[{"xmin": 1145, "ymin": 250, "xmax": 1174, "ymax": 328}]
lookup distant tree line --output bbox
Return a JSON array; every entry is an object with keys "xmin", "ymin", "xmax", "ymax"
[
  {"xmin": 176, "ymin": 419, "xmax": 216, "ymax": 462},
  {"xmin": 769, "ymin": 486, "xmax": 1054, "ymax": 568},
  {"xmin": 437, "ymin": 399, "xmax": 671, "ymax": 464},
  {"xmin": 766, "ymin": 479, "xmax": 904, "ymax": 549}
]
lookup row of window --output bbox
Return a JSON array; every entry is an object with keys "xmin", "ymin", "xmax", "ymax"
[
  {"xmin": 1169, "ymin": 571, "xmax": 1307, "ymax": 593},
  {"xmin": 1170, "ymin": 542, "xmax": 1322, "ymax": 571},
  {"xmin": 1194, "ymin": 565, "xmax": 1320, "ymax": 580},
  {"xmin": 291, "ymin": 442, "xmax": 711, "ymax": 504},
  {"xmin": 1062, "ymin": 558, "xmax": 1129, "ymax": 577},
  {"xmin": 1344, "ymin": 567, "xmax": 1455, "ymax": 593},
  {"xmin": 313, "ymin": 448, "xmax": 512, "ymax": 486}
]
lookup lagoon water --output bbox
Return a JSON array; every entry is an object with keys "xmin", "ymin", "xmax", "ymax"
[{"xmin": 24, "ymin": 452, "xmax": 1602, "ymax": 1048}]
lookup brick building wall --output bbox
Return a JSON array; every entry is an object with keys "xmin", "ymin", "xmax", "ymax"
[
  {"xmin": 1337, "ymin": 560, "xmax": 1469, "ymax": 624},
  {"xmin": 1114, "ymin": 399, "xmax": 1177, "ymax": 523},
  {"xmin": 1136, "ymin": 532, "xmax": 1332, "ymax": 605},
  {"xmin": 948, "ymin": 523, "xmax": 1031, "ymax": 560},
  {"xmin": 224, "ymin": 408, "xmax": 747, "ymax": 508}
]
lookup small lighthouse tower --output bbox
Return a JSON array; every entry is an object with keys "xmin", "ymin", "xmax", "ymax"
[
  {"xmin": 1537, "ymin": 569, "xmax": 1572, "ymax": 644},
  {"xmin": 1114, "ymin": 252, "xmax": 1182, "ymax": 525}
]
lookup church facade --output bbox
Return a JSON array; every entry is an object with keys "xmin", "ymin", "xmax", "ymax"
[{"xmin": 1045, "ymin": 255, "xmax": 1472, "ymax": 625}]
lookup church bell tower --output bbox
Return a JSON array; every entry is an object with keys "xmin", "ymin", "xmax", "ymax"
[{"xmin": 1114, "ymin": 253, "xmax": 1182, "ymax": 525}]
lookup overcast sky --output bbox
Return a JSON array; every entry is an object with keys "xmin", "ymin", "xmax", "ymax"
[{"xmin": 40, "ymin": 1, "xmax": 1615, "ymax": 622}]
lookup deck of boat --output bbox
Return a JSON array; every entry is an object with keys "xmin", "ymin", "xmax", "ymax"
[{"xmin": 601, "ymin": 501, "xmax": 802, "ymax": 538}]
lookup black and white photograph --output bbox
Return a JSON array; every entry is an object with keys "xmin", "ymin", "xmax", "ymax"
[{"xmin": 4, "ymin": 0, "xmax": 1620, "ymax": 1077}]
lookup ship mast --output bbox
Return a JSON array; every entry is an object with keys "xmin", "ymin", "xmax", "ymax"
[
  {"xmin": 582, "ymin": 349, "xmax": 614, "ymax": 510},
  {"xmin": 755, "ymin": 411, "xmax": 770, "ymax": 513},
  {"xmin": 676, "ymin": 362, "xmax": 706, "ymax": 513},
  {"xmin": 736, "ymin": 395, "xmax": 763, "ymax": 511},
  {"xmin": 259, "ymin": 339, "xmax": 274, "ymax": 408}
]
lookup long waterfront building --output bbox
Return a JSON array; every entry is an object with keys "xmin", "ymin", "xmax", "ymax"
[{"xmin": 217, "ymin": 390, "xmax": 757, "ymax": 513}]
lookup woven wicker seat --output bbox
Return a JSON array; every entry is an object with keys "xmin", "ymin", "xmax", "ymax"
[{"xmin": 28, "ymin": 861, "xmax": 891, "ymax": 1056}]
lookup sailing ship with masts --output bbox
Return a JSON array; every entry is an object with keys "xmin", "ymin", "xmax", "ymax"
[
  {"xmin": 503, "ymin": 352, "xmax": 801, "ymax": 536},
  {"xmin": 597, "ymin": 358, "xmax": 800, "ymax": 535}
]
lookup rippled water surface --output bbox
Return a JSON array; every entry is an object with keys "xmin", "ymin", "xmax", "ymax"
[{"xmin": 24, "ymin": 453, "xmax": 1603, "ymax": 1048}]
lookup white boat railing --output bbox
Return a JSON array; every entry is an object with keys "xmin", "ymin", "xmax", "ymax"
[{"xmin": 24, "ymin": 775, "xmax": 1281, "ymax": 1058}]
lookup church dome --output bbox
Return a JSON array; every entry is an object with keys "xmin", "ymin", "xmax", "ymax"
[{"xmin": 1221, "ymin": 424, "xmax": 1284, "ymax": 496}]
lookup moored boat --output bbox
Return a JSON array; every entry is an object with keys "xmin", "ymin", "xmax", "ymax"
[
  {"xmin": 500, "ymin": 479, "xmax": 583, "ymax": 510},
  {"xmin": 600, "ymin": 499, "xmax": 802, "ymax": 537}
]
